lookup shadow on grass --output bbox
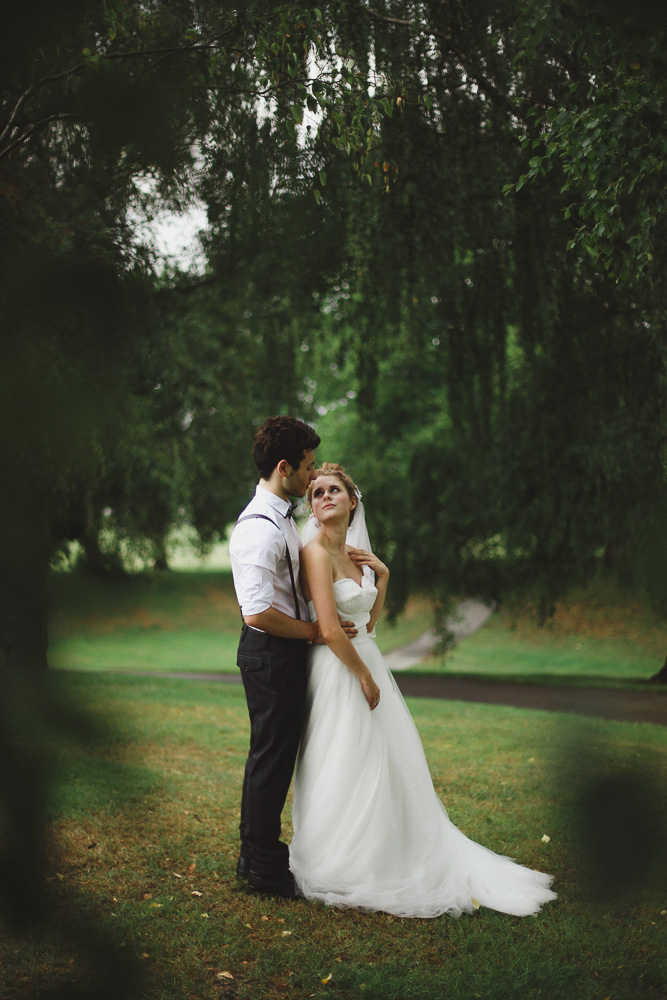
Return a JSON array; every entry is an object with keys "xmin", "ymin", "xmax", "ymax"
[
  {"xmin": 0, "ymin": 669, "xmax": 148, "ymax": 999},
  {"xmin": 561, "ymin": 727, "xmax": 667, "ymax": 901}
]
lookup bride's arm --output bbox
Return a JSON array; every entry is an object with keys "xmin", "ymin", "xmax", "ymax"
[
  {"xmin": 301, "ymin": 545, "xmax": 380, "ymax": 711},
  {"xmin": 348, "ymin": 547, "xmax": 390, "ymax": 634}
]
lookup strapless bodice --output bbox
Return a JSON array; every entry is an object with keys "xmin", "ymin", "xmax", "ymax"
[{"xmin": 308, "ymin": 576, "xmax": 378, "ymax": 643}]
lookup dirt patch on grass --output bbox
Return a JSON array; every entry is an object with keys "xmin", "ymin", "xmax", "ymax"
[{"xmin": 498, "ymin": 591, "xmax": 667, "ymax": 656}]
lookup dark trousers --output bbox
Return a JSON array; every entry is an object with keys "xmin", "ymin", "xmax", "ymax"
[{"xmin": 237, "ymin": 624, "xmax": 308, "ymax": 877}]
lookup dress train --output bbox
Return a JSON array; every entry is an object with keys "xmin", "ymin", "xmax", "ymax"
[{"xmin": 289, "ymin": 577, "xmax": 557, "ymax": 918}]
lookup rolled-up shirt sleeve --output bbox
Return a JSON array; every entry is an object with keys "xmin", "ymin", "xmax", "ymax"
[{"xmin": 229, "ymin": 518, "xmax": 285, "ymax": 616}]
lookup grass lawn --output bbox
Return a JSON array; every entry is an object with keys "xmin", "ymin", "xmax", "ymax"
[
  {"xmin": 47, "ymin": 570, "xmax": 433, "ymax": 674},
  {"xmin": 424, "ymin": 588, "xmax": 667, "ymax": 686},
  {"xmin": 427, "ymin": 618, "xmax": 663, "ymax": 686},
  {"xmin": 2, "ymin": 672, "xmax": 665, "ymax": 1000},
  {"xmin": 49, "ymin": 569, "xmax": 667, "ymax": 686}
]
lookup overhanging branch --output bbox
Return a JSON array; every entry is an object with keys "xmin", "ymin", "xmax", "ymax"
[{"xmin": 365, "ymin": 7, "xmax": 515, "ymax": 116}]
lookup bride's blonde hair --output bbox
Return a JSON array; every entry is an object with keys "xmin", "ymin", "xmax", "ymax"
[{"xmin": 307, "ymin": 463, "xmax": 358, "ymax": 526}]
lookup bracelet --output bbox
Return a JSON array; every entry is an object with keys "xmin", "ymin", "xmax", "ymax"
[{"xmin": 306, "ymin": 621, "xmax": 317, "ymax": 644}]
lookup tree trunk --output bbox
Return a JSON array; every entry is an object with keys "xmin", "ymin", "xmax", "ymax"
[
  {"xmin": 0, "ymin": 473, "xmax": 50, "ymax": 928},
  {"xmin": 80, "ymin": 489, "xmax": 109, "ymax": 575},
  {"xmin": 0, "ymin": 475, "xmax": 49, "ymax": 675},
  {"xmin": 647, "ymin": 656, "xmax": 667, "ymax": 685},
  {"xmin": 153, "ymin": 537, "xmax": 170, "ymax": 572}
]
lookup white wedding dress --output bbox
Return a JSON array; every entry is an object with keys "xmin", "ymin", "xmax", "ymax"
[{"xmin": 289, "ymin": 576, "xmax": 557, "ymax": 918}]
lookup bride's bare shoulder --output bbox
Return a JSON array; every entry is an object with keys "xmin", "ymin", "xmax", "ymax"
[{"xmin": 302, "ymin": 535, "xmax": 332, "ymax": 567}]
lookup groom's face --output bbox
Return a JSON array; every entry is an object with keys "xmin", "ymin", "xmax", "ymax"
[{"xmin": 284, "ymin": 449, "xmax": 317, "ymax": 498}]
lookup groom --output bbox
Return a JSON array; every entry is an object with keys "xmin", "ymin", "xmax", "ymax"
[{"xmin": 228, "ymin": 416, "xmax": 323, "ymax": 899}]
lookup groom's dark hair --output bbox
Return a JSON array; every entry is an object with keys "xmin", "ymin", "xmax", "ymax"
[{"xmin": 253, "ymin": 416, "xmax": 321, "ymax": 479}]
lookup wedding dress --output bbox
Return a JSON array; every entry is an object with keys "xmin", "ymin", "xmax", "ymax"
[{"xmin": 289, "ymin": 576, "xmax": 557, "ymax": 918}]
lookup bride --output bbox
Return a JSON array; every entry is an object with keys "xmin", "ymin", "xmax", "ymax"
[{"xmin": 289, "ymin": 463, "xmax": 557, "ymax": 918}]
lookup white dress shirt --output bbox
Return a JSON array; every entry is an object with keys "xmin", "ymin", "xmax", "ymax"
[{"xmin": 229, "ymin": 485, "xmax": 307, "ymax": 624}]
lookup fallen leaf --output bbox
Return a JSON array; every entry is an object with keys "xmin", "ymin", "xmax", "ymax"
[
  {"xmin": 277, "ymin": 917, "xmax": 285, "ymax": 923},
  {"xmin": 150, "ymin": 903, "xmax": 162, "ymax": 909},
  {"xmin": 321, "ymin": 972, "xmax": 333, "ymax": 984},
  {"xmin": 217, "ymin": 971, "xmax": 234, "ymax": 980},
  {"xmin": 471, "ymin": 898, "xmax": 481, "ymax": 910},
  {"xmin": 201, "ymin": 913, "xmax": 209, "ymax": 919},
  {"xmin": 541, "ymin": 834, "xmax": 551, "ymax": 843},
  {"xmin": 261, "ymin": 915, "xmax": 269, "ymax": 922},
  {"xmin": 281, "ymin": 930, "xmax": 292, "ymax": 937},
  {"xmin": 188, "ymin": 863, "xmax": 196, "ymax": 873},
  {"xmin": 172, "ymin": 873, "xmax": 183, "ymax": 879},
  {"xmin": 56, "ymin": 873, "xmax": 65, "ymax": 881},
  {"xmin": 191, "ymin": 891, "xmax": 203, "ymax": 897},
  {"xmin": 244, "ymin": 923, "xmax": 252, "ymax": 929}
]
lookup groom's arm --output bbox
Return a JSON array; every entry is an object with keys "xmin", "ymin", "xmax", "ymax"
[
  {"xmin": 243, "ymin": 607, "xmax": 318, "ymax": 642},
  {"xmin": 244, "ymin": 608, "xmax": 356, "ymax": 643}
]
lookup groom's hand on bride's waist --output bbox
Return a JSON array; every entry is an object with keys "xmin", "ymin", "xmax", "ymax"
[
  {"xmin": 339, "ymin": 617, "xmax": 358, "ymax": 640},
  {"xmin": 312, "ymin": 617, "xmax": 358, "ymax": 644}
]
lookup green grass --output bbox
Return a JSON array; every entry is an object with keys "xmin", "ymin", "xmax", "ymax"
[
  {"xmin": 426, "ymin": 616, "xmax": 663, "ymax": 685},
  {"xmin": 48, "ymin": 569, "xmax": 433, "ymax": 673},
  {"xmin": 49, "ymin": 569, "xmax": 667, "ymax": 687},
  {"xmin": 2, "ymin": 671, "xmax": 665, "ymax": 1000},
  {"xmin": 424, "ymin": 585, "xmax": 667, "ymax": 686}
]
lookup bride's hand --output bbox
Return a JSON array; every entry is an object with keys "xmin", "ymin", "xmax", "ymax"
[
  {"xmin": 361, "ymin": 674, "xmax": 381, "ymax": 711},
  {"xmin": 347, "ymin": 545, "xmax": 389, "ymax": 579}
]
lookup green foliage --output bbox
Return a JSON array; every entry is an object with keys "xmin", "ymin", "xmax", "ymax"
[
  {"xmin": 509, "ymin": 0, "xmax": 667, "ymax": 284},
  {"xmin": 292, "ymin": 1, "xmax": 667, "ymax": 616},
  {"xmin": 0, "ymin": 2, "xmax": 382, "ymax": 574},
  {"xmin": 2, "ymin": 0, "xmax": 667, "ymax": 615}
]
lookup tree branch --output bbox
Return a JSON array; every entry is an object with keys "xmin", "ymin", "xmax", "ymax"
[
  {"xmin": 0, "ymin": 113, "xmax": 77, "ymax": 161},
  {"xmin": 365, "ymin": 7, "xmax": 515, "ymax": 116},
  {"xmin": 155, "ymin": 275, "xmax": 218, "ymax": 295}
]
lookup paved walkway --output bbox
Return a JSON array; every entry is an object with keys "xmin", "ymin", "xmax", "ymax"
[
  {"xmin": 392, "ymin": 673, "xmax": 667, "ymax": 726},
  {"xmin": 384, "ymin": 597, "xmax": 493, "ymax": 673}
]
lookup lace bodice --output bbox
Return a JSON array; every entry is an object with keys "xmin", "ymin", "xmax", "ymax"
[{"xmin": 308, "ymin": 576, "xmax": 378, "ymax": 643}]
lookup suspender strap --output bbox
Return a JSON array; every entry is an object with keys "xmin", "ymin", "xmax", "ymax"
[{"xmin": 235, "ymin": 514, "xmax": 301, "ymax": 620}]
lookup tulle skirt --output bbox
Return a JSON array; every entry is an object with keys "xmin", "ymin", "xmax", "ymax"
[{"xmin": 290, "ymin": 635, "xmax": 556, "ymax": 918}]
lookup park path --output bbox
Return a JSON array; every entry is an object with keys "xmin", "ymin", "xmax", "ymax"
[
  {"xmin": 382, "ymin": 597, "xmax": 666, "ymax": 726},
  {"xmin": 384, "ymin": 597, "xmax": 493, "ymax": 672},
  {"xmin": 392, "ymin": 673, "xmax": 667, "ymax": 727}
]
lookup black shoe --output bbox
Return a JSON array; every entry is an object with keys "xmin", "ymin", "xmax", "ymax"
[
  {"xmin": 236, "ymin": 854, "xmax": 251, "ymax": 880},
  {"xmin": 246, "ymin": 869, "xmax": 302, "ymax": 900}
]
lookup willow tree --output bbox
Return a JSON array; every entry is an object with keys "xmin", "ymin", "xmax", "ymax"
[
  {"xmin": 0, "ymin": 0, "xmax": 387, "ymax": 672},
  {"xmin": 287, "ymin": 0, "xmax": 667, "ymax": 618},
  {"xmin": 0, "ymin": 0, "xmax": 388, "ymax": 963}
]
